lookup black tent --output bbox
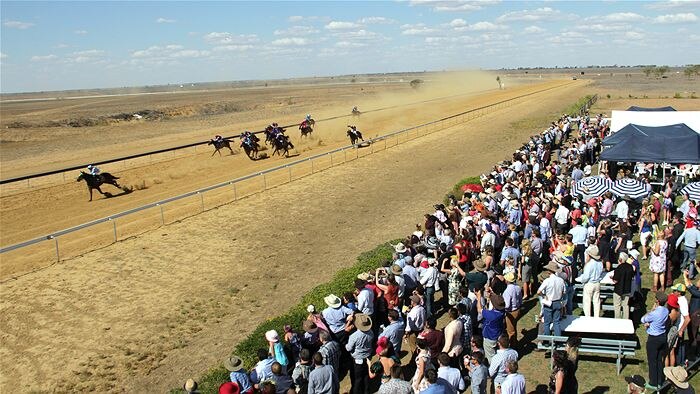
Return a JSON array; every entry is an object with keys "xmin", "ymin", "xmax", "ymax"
[
  {"xmin": 626, "ymin": 105, "xmax": 676, "ymax": 111},
  {"xmin": 600, "ymin": 133, "xmax": 700, "ymax": 164},
  {"xmin": 602, "ymin": 123, "xmax": 697, "ymax": 146}
]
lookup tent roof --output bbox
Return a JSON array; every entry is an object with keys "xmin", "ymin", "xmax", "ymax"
[
  {"xmin": 610, "ymin": 110, "xmax": 700, "ymax": 133},
  {"xmin": 600, "ymin": 133, "xmax": 700, "ymax": 164},
  {"xmin": 626, "ymin": 105, "xmax": 676, "ymax": 111},
  {"xmin": 602, "ymin": 123, "xmax": 697, "ymax": 146}
]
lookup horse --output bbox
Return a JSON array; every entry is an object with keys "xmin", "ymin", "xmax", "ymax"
[
  {"xmin": 351, "ymin": 108, "xmax": 361, "ymax": 118},
  {"xmin": 272, "ymin": 135, "xmax": 294, "ymax": 157},
  {"xmin": 347, "ymin": 129, "xmax": 364, "ymax": 145},
  {"xmin": 264, "ymin": 126, "xmax": 285, "ymax": 145},
  {"xmin": 208, "ymin": 138, "xmax": 233, "ymax": 156},
  {"xmin": 76, "ymin": 171, "xmax": 124, "ymax": 201},
  {"xmin": 240, "ymin": 137, "xmax": 260, "ymax": 160},
  {"xmin": 299, "ymin": 121, "xmax": 314, "ymax": 138}
]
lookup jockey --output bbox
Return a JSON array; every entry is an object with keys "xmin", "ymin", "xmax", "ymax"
[
  {"xmin": 87, "ymin": 164, "xmax": 100, "ymax": 176},
  {"xmin": 348, "ymin": 125, "xmax": 364, "ymax": 141},
  {"xmin": 213, "ymin": 135, "xmax": 223, "ymax": 143},
  {"xmin": 352, "ymin": 106, "xmax": 358, "ymax": 113},
  {"xmin": 305, "ymin": 114, "xmax": 312, "ymax": 122}
]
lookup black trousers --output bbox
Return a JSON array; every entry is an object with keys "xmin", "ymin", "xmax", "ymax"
[
  {"xmin": 646, "ymin": 333, "xmax": 667, "ymax": 386},
  {"xmin": 351, "ymin": 359, "xmax": 369, "ymax": 394},
  {"xmin": 573, "ymin": 244, "xmax": 586, "ymax": 269}
]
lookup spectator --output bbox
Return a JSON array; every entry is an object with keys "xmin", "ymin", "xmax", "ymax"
[
  {"xmin": 420, "ymin": 258, "xmax": 440, "ymax": 318},
  {"xmin": 378, "ymin": 365, "xmax": 412, "ymax": 394},
  {"xmin": 500, "ymin": 359, "xmax": 526, "ymax": 394},
  {"xmin": 270, "ymin": 362, "xmax": 295, "ymax": 394},
  {"xmin": 676, "ymin": 221, "xmax": 700, "ymax": 279},
  {"xmin": 549, "ymin": 350, "xmax": 577, "ymax": 394},
  {"xmin": 464, "ymin": 350, "xmax": 488, "ymax": 394},
  {"xmin": 624, "ymin": 375, "xmax": 646, "ymax": 394},
  {"xmin": 683, "ymin": 270, "xmax": 700, "ymax": 362},
  {"xmin": 419, "ymin": 317, "xmax": 444, "ymax": 364},
  {"xmin": 503, "ymin": 272, "xmax": 523, "ymax": 347},
  {"xmin": 568, "ymin": 217, "xmax": 587, "ymax": 268},
  {"xmin": 650, "ymin": 232, "xmax": 669, "ymax": 292},
  {"xmin": 519, "ymin": 240, "xmax": 539, "ymax": 299},
  {"xmin": 538, "ymin": 261, "xmax": 567, "ymax": 336},
  {"xmin": 405, "ymin": 294, "xmax": 426, "ymax": 354},
  {"xmin": 442, "ymin": 307, "xmax": 463, "ymax": 358},
  {"xmin": 250, "ymin": 348, "xmax": 275, "ymax": 387},
  {"xmin": 456, "ymin": 302, "xmax": 473, "ymax": 353},
  {"xmin": 477, "ymin": 289, "xmax": 506, "ymax": 363},
  {"xmin": 291, "ymin": 349, "xmax": 312, "ymax": 394},
  {"xmin": 259, "ymin": 381, "xmax": 276, "ymax": 394},
  {"xmin": 355, "ymin": 279, "xmax": 375, "ymax": 317},
  {"xmin": 576, "ymin": 245, "xmax": 604, "ymax": 318},
  {"xmin": 420, "ymin": 369, "xmax": 455, "ymax": 394},
  {"xmin": 641, "ymin": 291, "xmax": 670, "ymax": 391},
  {"xmin": 183, "ymin": 379, "xmax": 198, "ymax": 394},
  {"xmin": 224, "ymin": 355, "xmax": 253, "ymax": 394},
  {"xmin": 612, "ymin": 252, "xmax": 634, "ymax": 319},
  {"xmin": 412, "ymin": 338, "xmax": 434, "ymax": 392},
  {"xmin": 663, "ymin": 366, "xmax": 696, "ymax": 394},
  {"xmin": 489, "ymin": 334, "xmax": 518, "ymax": 389},
  {"xmin": 345, "ymin": 313, "xmax": 374, "ymax": 394},
  {"xmin": 308, "ymin": 352, "xmax": 339, "ymax": 394},
  {"xmin": 321, "ymin": 294, "xmax": 353, "ymax": 345},
  {"xmin": 318, "ymin": 330, "xmax": 341, "ymax": 377},
  {"xmin": 369, "ymin": 338, "xmax": 400, "ymax": 386},
  {"xmin": 437, "ymin": 353, "xmax": 464, "ymax": 392},
  {"xmin": 219, "ymin": 382, "xmax": 241, "ymax": 394},
  {"xmin": 565, "ymin": 337, "xmax": 580, "ymax": 374},
  {"xmin": 266, "ymin": 330, "xmax": 289, "ymax": 374},
  {"xmin": 379, "ymin": 309, "xmax": 405, "ymax": 356}
]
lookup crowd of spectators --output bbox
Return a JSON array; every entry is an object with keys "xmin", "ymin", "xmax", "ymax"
[{"xmin": 184, "ymin": 111, "xmax": 699, "ymax": 394}]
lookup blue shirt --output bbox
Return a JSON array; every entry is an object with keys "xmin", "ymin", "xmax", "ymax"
[
  {"xmin": 346, "ymin": 329, "xmax": 374, "ymax": 360},
  {"xmin": 482, "ymin": 309, "xmax": 505, "ymax": 340},
  {"xmin": 568, "ymin": 225, "xmax": 588, "ymax": 245},
  {"xmin": 322, "ymin": 306, "xmax": 353, "ymax": 334},
  {"xmin": 641, "ymin": 305, "xmax": 670, "ymax": 336},
  {"xmin": 576, "ymin": 259, "xmax": 604, "ymax": 284},
  {"xmin": 500, "ymin": 247, "xmax": 521, "ymax": 266},
  {"xmin": 229, "ymin": 371, "xmax": 253, "ymax": 393},
  {"xmin": 379, "ymin": 320, "xmax": 405, "ymax": 355}
]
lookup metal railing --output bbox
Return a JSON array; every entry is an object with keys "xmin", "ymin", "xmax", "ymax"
[{"xmin": 0, "ymin": 81, "xmax": 575, "ymax": 276}]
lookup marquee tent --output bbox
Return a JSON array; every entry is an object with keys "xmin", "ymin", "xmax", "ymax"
[
  {"xmin": 610, "ymin": 110, "xmax": 700, "ymax": 133},
  {"xmin": 602, "ymin": 123, "xmax": 697, "ymax": 146},
  {"xmin": 626, "ymin": 106, "xmax": 676, "ymax": 111},
  {"xmin": 600, "ymin": 133, "xmax": 700, "ymax": 164}
]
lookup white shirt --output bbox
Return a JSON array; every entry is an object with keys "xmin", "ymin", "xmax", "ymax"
[
  {"xmin": 555, "ymin": 205, "xmax": 570, "ymax": 225},
  {"xmin": 615, "ymin": 201, "xmax": 629, "ymax": 220},
  {"xmin": 420, "ymin": 266, "xmax": 439, "ymax": 289},
  {"xmin": 438, "ymin": 366, "xmax": 465, "ymax": 391},
  {"xmin": 356, "ymin": 288, "xmax": 374, "ymax": 315},
  {"xmin": 678, "ymin": 295, "xmax": 689, "ymax": 331}
]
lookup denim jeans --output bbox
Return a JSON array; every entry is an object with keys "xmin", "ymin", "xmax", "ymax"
[
  {"xmin": 683, "ymin": 247, "xmax": 697, "ymax": 277},
  {"xmin": 543, "ymin": 300, "xmax": 563, "ymax": 336},
  {"xmin": 566, "ymin": 283, "xmax": 575, "ymax": 316},
  {"xmin": 425, "ymin": 286, "xmax": 435, "ymax": 319}
]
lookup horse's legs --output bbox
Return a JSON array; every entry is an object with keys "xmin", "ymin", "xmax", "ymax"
[
  {"xmin": 88, "ymin": 187, "xmax": 93, "ymax": 202},
  {"xmin": 228, "ymin": 147, "xmax": 234, "ymax": 155},
  {"xmin": 211, "ymin": 149, "xmax": 217, "ymax": 157}
]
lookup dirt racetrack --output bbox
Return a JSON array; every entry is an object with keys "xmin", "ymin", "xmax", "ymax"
[
  {"xmin": 1, "ymin": 79, "xmax": 574, "ymax": 279},
  {"xmin": 0, "ymin": 79, "xmax": 586, "ymax": 392}
]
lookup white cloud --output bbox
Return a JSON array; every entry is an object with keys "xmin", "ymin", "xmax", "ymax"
[
  {"xmin": 156, "ymin": 17, "xmax": 176, "ymax": 24},
  {"xmin": 333, "ymin": 29, "xmax": 384, "ymax": 41},
  {"xmin": 523, "ymin": 25, "xmax": 545, "ymax": 34},
  {"xmin": 358, "ymin": 16, "xmax": 396, "ymax": 24},
  {"xmin": 325, "ymin": 21, "xmax": 361, "ymax": 30},
  {"xmin": 335, "ymin": 41, "xmax": 367, "ymax": 48},
  {"xmin": 646, "ymin": 0, "xmax": 700, "ymax": 10},
  {"xmin": 131, "ymin": 44, "xmax": 210, "ymax": 60},
  {"xmin": 597, "ymin": 12, "xmax": 646, "ymax": 22},
  {"xmin": 410, "ymin": 0, "xmax": 500, "ymax": 12},
  {"xmin": 496, "ymin": 7, "xmax": 561, "ymax": 22},
  {"xmin": 270, "ymin": 37, "xmax": 309, "ymax": 46},
  {"xmin": 74, "ymin": 30, "xmax": 88, "ymax": 35},
  {"xmin": 624, "ymin": 31, "xmax": 646, "ymax": 39},
  {"xmin": 212, "ymin": 45, "xmax": 254, "ymax": 52},
  {"xmin": 3, "ymin": 20, "xmax": 34, "ymax": 29},
  {"xmin": 204, "ymin": 32, "xmax": 259, "ymax": 45},
  {"xmin": 31, "ymin": 54, "xmax": 58, "ymax": 62},
  {"xmin": 65, "ymin": 49, "xmax": 106, "ymax": 63},
  {"xmin": 454, "ymin": 21, "xmax": 506, "ymax": 31},
  {"xmin": 579, "ymin": 23, "xmax": 631, "ymax": 32},
  {"xmin": 401, "ymin": 23, "xmax": 438, "ymax": 35},
  {"xmin": 54, "ymin": 43, "xmax": 69, "ymax": 49},
  {"xmin": 274, "ymin": 26, "xmax": 319, "ymax": 36},
  {"xmin": 653, "ymin": 12, "xmax": 698, "ymax": 23},
  {"xmin": 449, "ymin": 18, "xmax": 467, "ymax": 27},
  {"xmin": 0, "ymin": 52, "xmax": 7, "ymax": 59},
  {"xmin": 288, "ymin": 15, "xmax": 304, "ymax": 22}
]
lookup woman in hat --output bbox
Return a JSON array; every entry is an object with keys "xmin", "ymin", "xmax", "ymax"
[{"xmin": 649, "ymin": 231, "xmax": 669, "ymax": 292}]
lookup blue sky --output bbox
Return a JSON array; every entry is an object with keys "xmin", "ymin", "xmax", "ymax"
[{"xmin": 1, "ymin": 1, "xmax": 699, "ymax": 93}]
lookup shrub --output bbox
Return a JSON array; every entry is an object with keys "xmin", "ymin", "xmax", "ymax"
[{"xmin": 674, "ymin": 92, "xmax": 683, "ymax": 99}]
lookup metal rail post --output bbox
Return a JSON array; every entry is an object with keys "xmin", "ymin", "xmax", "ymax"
[
  {"xmin": 158, "ymin": 204, "xmax": 164, "ymax": 225},
  {"xmin": 110, "ymin": 218, "xmax": 117, "ymax": 242},
  {"xmin": 262, "ymin": 173, "xmax": 267, "ymax": 190},
  {"xmin": 52, "ymin": 236, "xmax": 59, "ymax": 261},
  {"xmin": 288, "ymin": 166, "xmax": 292, "ymax": 182},
  {"xmin": 198, "ymin": 192, "xmax": 204, "ymax": 211},
  {"xmin": 233, "ymin": 183, "xmax": 237, "ymax": 200}
]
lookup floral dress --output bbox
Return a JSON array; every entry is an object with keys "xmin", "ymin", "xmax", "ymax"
[
  {"xmin": 649, "ymin": 239, "xmax": 668, "ymax": 274},
  {"xmin": 447, "ymin": 267, "xmax": 463, "ymax": 306},
  {"xmin": 411, "ymin": 350, "xmax": 432, "ymax": 393}
]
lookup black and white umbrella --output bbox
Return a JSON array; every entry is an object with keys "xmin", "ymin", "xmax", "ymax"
[
  {"xmin": 571, "ymin": 177, "xmax": 612, "ymax": 198},
  {"xmin": 681, "ymin": 182, "xmax": 700, "ymax": 202},
  {"xmin": 610, "ymin": 178, "xmax": 651, "ymax": 199}
]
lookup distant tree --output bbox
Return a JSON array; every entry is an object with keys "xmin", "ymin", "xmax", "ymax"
[
  {"xmin": 643, "ymin": 66, "xmax": 654, "ymax": 78},
  {"xmin": 496, "ymin": 76, "xmax": 502, "ymax": 89},
  {"xmin": 684, "ymin": 64, "xmax": 700, "ymax": 79},
  {"xmin": 654, "ymin": 65, "xmax": 670, "ymax": 78},
  {"xmin": 410, "ymin": 79, "xmax": 423, "ymax": 89}
]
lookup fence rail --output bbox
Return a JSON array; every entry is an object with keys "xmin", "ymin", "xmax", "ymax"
[{"xmin": 0, "ymin": 81, "xmax": 576, "ymax": 269}]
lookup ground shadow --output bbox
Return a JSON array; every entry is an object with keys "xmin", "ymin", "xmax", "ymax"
[
  {"xmin": 103, "ymin": 188, "xmax": 133, "ymax": 199},
  {"xmin": 583, "ymin": 386, "xmax": 611, "ymax": 394}
]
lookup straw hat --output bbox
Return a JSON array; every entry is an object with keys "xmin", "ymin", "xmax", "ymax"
[
  {"xmin": 223, "ymin": 356, "xmax": 244, "ymax": 372},
  {"xmin": 324, "ymin": 294, "xmax": 342, "ymax": 308},
  {"xmin": 394, "ymin": 242, "xmax": 407, "ymax": 253},
  {"xmin": 474, "ymin": 259, "xmax": 487, "ymax": 272},
  {"xmin": 303, "ymin": 319, "xmax": 319, "ymax": 334},
  {"xmin": 354, "ymin": 313, "xmax": 373, "ymax": 332},
  {"xmin": 391, "ymin": 265, "xmax": 403, "ymax": 275},
  {"xmin": 585, "ymin": 245, "xmax": 601, "ymax": 260},
  {"xmin": 663, "ymin": 366, "xmax": 689, "ymax": 389},
  {"xmin": 184, "ymin": 378, "xmax": 199, "ymax": 392}
]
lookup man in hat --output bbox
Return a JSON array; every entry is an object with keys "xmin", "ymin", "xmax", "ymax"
[
  {"xmin": 322, "ymin": 294, "xmax": 353, "ymax": 345},
  {"xmin": 379, "ymin": 309, "xmax": 405, "ymax": 356},
  {"xmin": 184, "ymin": 378, "xmax": 199, "ymax": 394},
  {"xmin": 537, "ymin": 261, "xmax": 566, "ymax": 336},
  {"xmin": 664, "ymin": 366, "xmax": 696, "ymax": 393},
  {"xmin": 346, "ymin": 313, "xmax": 374, "ymax": 394},
  {"xmin": 225, "ymin": 355, "xmax": 253, "ymax": 394},
  {"xmin": 576, "ymin": 245, "xmax": 604, "ymax": 318},
  {"xmin": 502, "ymin": 272, "xmax": 523, "ymax": 347},
  {"xmin": 624, "ymin": 374, "xmax": 646, "ymax": 394},
  {"xmin": 404, "ymin": 294, "xmax": 426, "ymax": 354},
  {"xmin": 612, "ymin": 252, "xmax": 634, "ymax": 319},
  {"xmin": 355, "ymin": 279, "xmax": 375, "ymax": 317},
  {"xmin": 641, "ymin": 291, "xmax": 670, "ymax": 390},
  {"xmin": 476, "ymin": 288, "xmax": 506, "ymax": 363},
  {"xmin": 466, "ymin": 259, "xmax": 489, "ymax": 292}
]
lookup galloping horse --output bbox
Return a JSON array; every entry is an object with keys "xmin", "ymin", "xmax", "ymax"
[
  {"xmin": 241, "ymin": 137, "xmax": 261, "ymax": 160},
  {"xmin": 299, "ymin": 120, "xmax": 314, "ymax": 138},
  {"xmin": 272, "ymin": 135, "xmax": 294, "ymax": 157},
  {"xmin": 77, "ymin": 171, "xmax": 124, "ymax": 201},
  {"xmin": 264, "ymin": 126, "xmax": 285, "ymax": 145},
  {"xmin": 208, "ymin": 138, "xmax": 233, "ymax": 156},
  {"xmin": 351, "ymin": 108, "xmax": 361, "ymax": 118},
  {"xmin": 347, "ymin": 127, "xmax": 364, "ymax": 145}
]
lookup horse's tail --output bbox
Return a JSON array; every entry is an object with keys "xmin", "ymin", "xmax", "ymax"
[{"xmin": 102, "ymin": 172, "xmax": 119, "ymax": 180}]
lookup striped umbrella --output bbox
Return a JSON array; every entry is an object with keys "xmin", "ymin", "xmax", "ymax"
[
  {"xmin": 571, "ymin": 177, "xmax": 612, "ymax": 198},
  {"xmin": 680, "ymin": 182, "xmax": 700, "ymax": 202},
  {"xmin": 610, "ymin": 178, "xmax": 651, "ymax": 199}
]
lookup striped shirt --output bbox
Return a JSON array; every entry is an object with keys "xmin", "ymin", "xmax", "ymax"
[
  {"xmin": 488, "ymin": 348, "xmax": 519, "ymax": 385},
  {"xmin": 319, "ymin": 340, "xmax": 341, "ymax": 373}
]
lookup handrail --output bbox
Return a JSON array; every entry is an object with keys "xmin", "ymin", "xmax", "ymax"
[{"xmin": 0, "ymin": 81, "xmax": 575, "ymax": 254}]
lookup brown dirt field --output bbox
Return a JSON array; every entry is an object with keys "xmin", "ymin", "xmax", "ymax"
[
  {"xmin": 0, "ymin": 80, "xmax": 575, "ymax": 278},
  {"xmin": 0, "ymin": 80, "xmax": 586, "ymax": 392}
]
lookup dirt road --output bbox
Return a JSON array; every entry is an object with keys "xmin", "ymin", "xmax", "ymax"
[{"xmin": 0, "ymin": 80, "xmax": 585, "ymax": 392}]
